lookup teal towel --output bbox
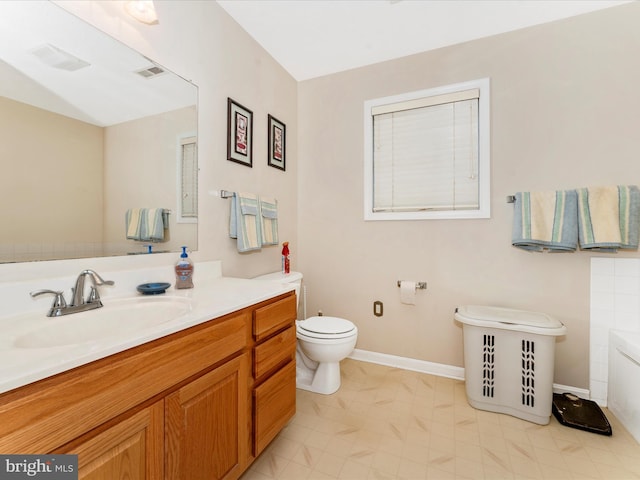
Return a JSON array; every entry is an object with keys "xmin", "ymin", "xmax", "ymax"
[
  {"xmin": 125, "ymin": 208, "xmax": 166, "ymax": 242},
  {"xmin": 229, "ymin": 192, "xmax": 262, "ymax": 252},
  {"xmin": 125, "ymin": 208, "xmax": 143, "ymax": 240},
  {"xmin": 512, "ymin": 190, "xmax": 578, "ymax": 252},
  {"xmin": 260, "ymin": 197, "xmax": 279, "ymax": 246},
  {"xmin": 147, "ymin": 208, "xmax": 165, "ymax": 241},
  {"xmin": 577, "ymin": 185, "xmax": 640, "ymax": 252}
]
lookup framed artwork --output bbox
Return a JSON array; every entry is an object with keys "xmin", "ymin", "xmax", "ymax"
[
  {"xmin": 227, "ymin": 98, "xmax": 253, "ymax": 167},
  {"xmin": 267, "ymin": 114, "xmax": 286, "ymax": 171}
]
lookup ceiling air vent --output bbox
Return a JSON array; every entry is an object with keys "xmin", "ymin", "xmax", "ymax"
[{"xmin": 135, "ymin": 65, "xmax": 166, "ymax": 79}]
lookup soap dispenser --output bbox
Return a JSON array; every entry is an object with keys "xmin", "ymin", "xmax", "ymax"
[{"xmin": 175, "ymin": 246, "xmax": 194, "ymax": 289}]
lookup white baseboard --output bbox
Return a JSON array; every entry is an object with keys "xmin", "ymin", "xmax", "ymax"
[
  {"xmin": 348, "ymin": 348, "xmax": 464, "ymax": 381},
  {"xmin": 348, "ymin": 348, "xmax": 590, "ymax": 399},
  {"xmin": 552, "ymin": 383, "xmax": 590, "ymax": 399}
]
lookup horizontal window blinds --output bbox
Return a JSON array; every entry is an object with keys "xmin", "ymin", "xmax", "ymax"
[
  {"xmin": 371, "ymin": 88, "xmax": 479, "ymax": 116},
  {"xmin": 372, "ymin": 97, "xmax": 479, "ymax": 213},
  {"xmin": 180, "ymin": 137, "xmax": 198, "ymax": 218}
]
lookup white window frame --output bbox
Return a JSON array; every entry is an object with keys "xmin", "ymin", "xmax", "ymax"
[
  {"xmin": 176, "ymin": 132, "xmax": 198, "ymax": 224},
  {"xmin": 364, "ymin": 78, "xmax": 491, "ymax": 221}
]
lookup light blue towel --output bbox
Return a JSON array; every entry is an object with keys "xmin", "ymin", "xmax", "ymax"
[
  {"xmin": 260, "ymin": 197, "xmax": 279, "ymax": 246},
  {"xmin": 577, "ymin": 185, "xmax": 640, "ymax": 252},
  {"xmin": 125, "ymin": 208, "xmax": 166, "ymax": 242},
  {"xmin": 147, "ymin": 208, "xmax": 166, "ymax": 241},
  {"xmin": 126, "ymin": 208, "xmax": 143, "ymax": 240},
  {"xmin": 512, "ymin": 190, "xmax": 578, "ymax": 252},
  {"xmin": 229, "ymin": 192, "xmax": 262, "ymax": 252}
]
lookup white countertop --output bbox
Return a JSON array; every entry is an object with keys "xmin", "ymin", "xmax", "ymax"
[{"xmin": 0, "ymin": 266, "xmax": 294, "ymax": 394}]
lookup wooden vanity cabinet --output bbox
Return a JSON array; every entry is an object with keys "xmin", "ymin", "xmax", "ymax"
[
  {"xmin": 251, "ymin": 294, "xmax": 297, "ymax": 458},
  {"xmin": 0, "ymin": 291, "xmax": 297, "ymax": 480}
]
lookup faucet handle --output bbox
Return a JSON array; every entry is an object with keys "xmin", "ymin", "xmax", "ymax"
[
  {"xmin": 87, "ymin": 286, "xmax": 104, "ymax": 305},
  {"xmin": 83, "ymin": 270, "xmax": 115, "ymax": 287},
  {"xmin": 30, "ymin": 289, "xmax": 67, "ymax": 309}
]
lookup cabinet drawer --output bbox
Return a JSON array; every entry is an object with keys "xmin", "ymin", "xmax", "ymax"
[
  {"xmin": 253, "ymin": 361, "xmax": 296, "ymax": 456},
  {"xmin": 253, "ymin": 326, "xmax": 295, "ymax": 381},
  {"xmin": 253, "ymin": 294, "xmax": 296, "ymax": 342}
]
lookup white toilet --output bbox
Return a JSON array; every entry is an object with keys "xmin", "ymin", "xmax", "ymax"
[{"xmin": 253, "ymin": 271, "xmax": 358, "ymax": 395}]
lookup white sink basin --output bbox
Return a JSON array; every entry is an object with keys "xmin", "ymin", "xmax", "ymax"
[{"xmin": 13, "ymin": 296, "xmax": 193, "ymax": 349}]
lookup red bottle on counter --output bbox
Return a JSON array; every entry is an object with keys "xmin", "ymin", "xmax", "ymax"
[{"xmin": 282, "ymin": 241, "xmax": 290, "ymax": 274}]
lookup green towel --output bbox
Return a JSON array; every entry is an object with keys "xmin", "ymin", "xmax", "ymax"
[{"xmin": 577, "ymin": 185, "xmax": 640, "ymax": 251}]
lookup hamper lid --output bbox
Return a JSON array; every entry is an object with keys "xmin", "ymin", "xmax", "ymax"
[{"xmin": 454, "ymin": 305, "xmax": 567, "ymax": 335}]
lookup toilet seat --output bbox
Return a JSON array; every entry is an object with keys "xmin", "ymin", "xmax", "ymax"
[{"xmin": 297, "ymin": 316, "xmax": 356, "ymax": 339}]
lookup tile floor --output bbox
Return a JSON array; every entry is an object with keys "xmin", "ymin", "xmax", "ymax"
[{"xmin": 241, "ymin": 358, "xmax": 640, "ymax": 479}]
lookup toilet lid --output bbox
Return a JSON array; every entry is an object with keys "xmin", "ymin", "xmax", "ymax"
[{"xmin": 298, "ymin": 316, "xmax": 355, "ymax": 335}]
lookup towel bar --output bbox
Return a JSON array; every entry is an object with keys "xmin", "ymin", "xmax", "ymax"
[
  {"xmin": 220, "ymin": 190, "xmax": 235, "ymax": 198},
  {"xmin": 507, "ymin": 195, "xmax": 516, "ymax": 203},
  {"xmin": 397, "ymin": 281, "xmax": 427, "ymax": 290}
]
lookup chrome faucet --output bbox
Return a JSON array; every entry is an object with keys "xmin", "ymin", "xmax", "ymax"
[
  {"xmin": 31, "ymin": 269, "xmax": 115, "ymax": 317},
  {"xmin": 70, "ymin": 269, "xmax": 114, "ymax": 307}
]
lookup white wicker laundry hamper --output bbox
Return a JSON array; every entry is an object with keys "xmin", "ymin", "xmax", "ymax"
[{"xmin": 455, "ymin": 305, "xmax": 567, "ymax": 425}]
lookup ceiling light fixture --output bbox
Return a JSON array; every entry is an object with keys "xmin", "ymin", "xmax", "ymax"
[{"xmin": 124, "ymin": 0, "xmax": 159, "ymax": 25}]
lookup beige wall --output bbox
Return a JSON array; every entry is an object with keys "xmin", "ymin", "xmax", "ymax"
[
  {"xmin": 297, "ymin": 3, "xmax": 640, "ymax": 389},
  {"xmin": 57, "ymin": 0, "xmax": 299, "ymax": 278},
  {"xmin": 0, "ymin": 96, "xmax": 103, "ymax": 243}
]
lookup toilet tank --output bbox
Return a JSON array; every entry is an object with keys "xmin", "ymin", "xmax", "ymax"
[{"xmin": 253, "ymin": 271, "xmax": 303, "ymax": 314}]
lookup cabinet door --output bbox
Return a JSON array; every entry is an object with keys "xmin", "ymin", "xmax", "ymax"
[
  {"xmin": 253, "ymin": 360, "xmax": 296, "ymax": 456},
  {"xmin": 58, "ymin": 401, "xmax": 163, "ymax": 480},
  {"xmin": 166, "ymin": 353, "xmax": 249, "ymax": 480}
]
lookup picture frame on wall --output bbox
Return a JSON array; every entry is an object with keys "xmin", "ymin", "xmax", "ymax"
[
  {"xmin": 267, "ymin": 114, "xmax": 286, "ymax": 171},
  {"xmin": 227, "ymin": 98, "xmax": 253, "ymax": 167}
]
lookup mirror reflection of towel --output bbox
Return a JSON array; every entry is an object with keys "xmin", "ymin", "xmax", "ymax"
[
  {"xmin": 126, "ymin": 208, "xmax": 143, "ymax": 239},
  {"xmin": 125, "ymin": 208, "xmax": 166, "ymax": 241}
]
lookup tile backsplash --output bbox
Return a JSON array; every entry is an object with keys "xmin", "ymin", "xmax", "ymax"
[{"xmin": 590, "ymin": 257, "xmax": 640, "ymax": 406}]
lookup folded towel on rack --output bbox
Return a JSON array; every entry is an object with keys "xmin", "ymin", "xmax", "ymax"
[
  {"xmin": 229, "ymin": 192, "xmax": 262, "ymax": 252},
  {"xmin": 125, "ymin": 208, "xmax": 166, "ymax": 241},
  {"xmin": 577, "ymin": 185, "xmax": 640, "ymax": 251},
  {"xmin": 512, "ymin": 190, "xmax": 578, "ymax": 252},
  {"xmin": 126, "ymin": 208, "xmax": 143, "ymax": 240},
  {"xmin": 147, "ymin": 208, "xmax": 166, "ymax": 241},
  {"xmin": 260, "ymin": 197, "xmax": 279, "ymax": 246}
]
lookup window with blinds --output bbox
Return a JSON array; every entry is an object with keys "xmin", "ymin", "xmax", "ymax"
[
  {"xmin": 178, "ymin": 134, "xmax": 197, "ymax": 223},
  {"xmin": 364, "ymin": 78, "xmax": 490, "ymax": 220}
]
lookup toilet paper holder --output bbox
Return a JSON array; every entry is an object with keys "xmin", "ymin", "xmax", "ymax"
[{"xmin": 397, "ymin": 281, "xmax": 427, "ymax": 290}]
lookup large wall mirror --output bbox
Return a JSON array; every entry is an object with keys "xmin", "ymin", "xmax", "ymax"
[{"xmin": 0, "ymin": 1, "xmax": 198, "ymax": 263}]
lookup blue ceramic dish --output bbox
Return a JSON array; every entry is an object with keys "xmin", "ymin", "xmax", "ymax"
[{"xmin": 136, "ymin": 282, "xmax": 171, "ymax": 295}]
